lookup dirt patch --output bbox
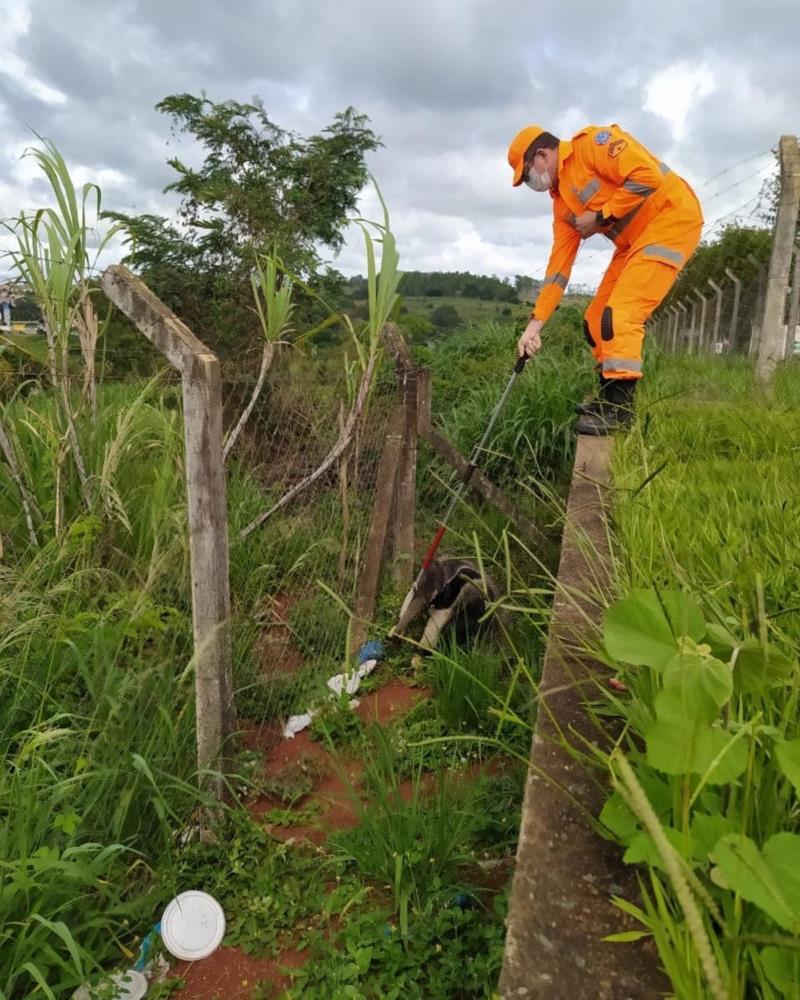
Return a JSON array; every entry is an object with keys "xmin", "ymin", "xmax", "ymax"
[
  {"xmin": 355, "ymin": 678, "xmax": 431, "ymax": 725},
  {"xmin": 166, "ymin": 673, "xmax": 454, "ymax": 998},
  {"xmin": 166, "ymin": 943, "xmax": 307, "ymax": 998}
]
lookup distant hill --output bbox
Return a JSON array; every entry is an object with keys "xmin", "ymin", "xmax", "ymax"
[{"xmin": 344, "ymin": 269, "xmax": 542, "ymax": 305}]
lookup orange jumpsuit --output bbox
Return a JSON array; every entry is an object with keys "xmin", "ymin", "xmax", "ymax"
[{"xmin": 532, "ymin": 124, "xmax": 704, "ymax": 379}]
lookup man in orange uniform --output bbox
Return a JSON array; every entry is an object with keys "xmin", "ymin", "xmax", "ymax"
[{"xmin": 508, "ymin": 124, "xmax": 703, "ymax": 434}]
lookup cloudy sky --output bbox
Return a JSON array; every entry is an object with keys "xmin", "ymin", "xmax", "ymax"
[{"xmin": 1, "ymin": 0, "xmax": 798, "ymax": 288}]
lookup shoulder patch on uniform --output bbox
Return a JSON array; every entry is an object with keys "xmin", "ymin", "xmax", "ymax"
[
  {"xmin": 608, "ymin": 138, "xmax": 627, "ymax": 158},
  {"xmin": 594, "ymin": 129, "xmax": 611, "ymax": 145}
]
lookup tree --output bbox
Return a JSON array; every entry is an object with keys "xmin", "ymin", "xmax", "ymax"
[
  {"xmin": 430, "ymin": 304, "xmax": 462, "ymax": 330},
  {"xmin": 108, "ymin": 94, "xmax": 380, "ymax": 355}
]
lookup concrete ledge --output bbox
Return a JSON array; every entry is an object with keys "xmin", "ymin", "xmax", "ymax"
[{"xmin": 499, "ymin": 435, "xmax": 668, "ymax": 1000}]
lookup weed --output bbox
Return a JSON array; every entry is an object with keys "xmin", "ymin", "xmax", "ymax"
[
  {"xmin": 263, "ymin": 800, "xmax": 325, "ymax": 827},
  {"xmin": 428, "ymin": 641, "xmax": 503, "ymax": 733},
  {"xmin": 331, "ymin": 728, "xmax": 478, "ymax": 927},
  {"xmin": 284, "ymin": 890, "xmax": 508, "ymax": 999},
  {"xmin": 309, "ymin": 691, "xmax": 366, "ymax": 750},
  {"xmin": 261, "ymin": 755, "xmax": 328, "ymax": 806}
]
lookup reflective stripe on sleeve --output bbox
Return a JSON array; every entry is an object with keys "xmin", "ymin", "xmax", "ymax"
[
  {"xmin": 575, "ymin": 177, "xmax": 601, "ymax": 204},
  {"xmin": 659, "ymin": 162, "xmax": 671, "ymax": 175},
  {"xmin": 622, "ymin": 179, "xmax": 656, "ymax": 197},
  {"xmin": 542, "ymin": 272, "xmax": 569, "ymax": 289},
  {"xmin": 643, "ymin": 244, "xmax": 684, "ymax": 265},
  {"xmin": 602, "ymin": 358, "xmax": 642, "ymax": 373}
]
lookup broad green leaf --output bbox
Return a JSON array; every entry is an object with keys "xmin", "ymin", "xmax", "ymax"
[
  {"xmin": 760, "ymin": 946, "xmax": 800, "ymax": 997},
  {"xmin": 693, "ymin": 728, "xmax": 749, "ymax": 785},
  {"xmin": 603, "ymin": 590, "xmax": 704, "ymax": 668},
  {"xmin": 704, "ymin": 622, "xmax": 737, "ymax": 659},
  {"xmin": 663, "ymin": 651, "xmax": 733, "ymax": 709},
  {"xmin": 646, "ymin": 679, "xmax": 717, "ymax": 775},
  {"xmin": 733, "ymin": 639, "xmax": 796, "ymax": 694},
  {"xmin": 776, "ymin": 740, "xmax": 800, "ymax": 798},
  {"xmin": 712, "ymin": 833, "xmax": 800, "ymax": 933},
  {"xmin": 690, "ymin": 813, "xmax": 738, "ymax": 863},
  {"xmin": 600, "ymin": 791, "xmax": 638, "ymax": 842},
  {"xmin": 623, "ymin": 826, "xmax": 687, "ymax": 872}
]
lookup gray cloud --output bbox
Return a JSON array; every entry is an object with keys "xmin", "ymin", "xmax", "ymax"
[{"xmin": 1, "ymin": 0, "xmax": 798, "ymax": 285}]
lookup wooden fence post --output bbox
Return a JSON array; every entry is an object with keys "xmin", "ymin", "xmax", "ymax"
[
  {"xmin": 392, "ymin": 367, "xmax": 418, "ymax": 588},
  {"xmin": 351, "ymin": 406, "xmax": 405, "ymax": 656},
  {"xmin": 758, "ymin": 135, "xmax": 800, "ymax": 380},
  {"xmin": 416, "ymin": 367, "xmax": 432, "ymax": 436},
  {"xmin": 100, "ymin": 265, "xmax": 233, "ymax": 805}
]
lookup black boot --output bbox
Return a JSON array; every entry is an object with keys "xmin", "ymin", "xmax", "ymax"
[
  {"xmin": 574, "ymin": 371, "xmax": 607, "ymax": 416},
  {"xmin": 576, "ymin": 379, "xmax": 637, "ymax": 436}
]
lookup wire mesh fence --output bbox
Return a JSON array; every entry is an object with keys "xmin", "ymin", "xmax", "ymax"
[{"xmin": 648, "ymin": 135, "xmax": 800, "ymax": 365}]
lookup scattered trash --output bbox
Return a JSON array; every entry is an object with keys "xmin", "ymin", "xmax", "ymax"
[
  {"xmin": 72, "ymin": 970, "xmax": 148, "ymax": 1000},
  {"xmin": 133, "ymin": 924, "xmax": 170, "ymax": 983},
  {"xmin": 282, "ymin": 641, "xmax": 383, "ymax": 739},
  {"xmin": 160, "ymin": 890, "xmax": 226, "ymax": 961}
]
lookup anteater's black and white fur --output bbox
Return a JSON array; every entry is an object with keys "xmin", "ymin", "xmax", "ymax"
[{"xmin": 390, "ymin": 557, "xmax": 497, "ymax": 652}]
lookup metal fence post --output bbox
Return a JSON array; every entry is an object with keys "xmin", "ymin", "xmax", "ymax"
[
  {"xmin": 748, "ymin": 254, "xmax": 768, "ymax": 357},
  {"xmin": 724, "ymin": 268, "xmax": 742, "ymax": 351},
  {"xmin": 693, "ymin": 289, "xmax": 708, "ymax": 355},
  {"xmin": 758, "ymin": 135, "xmax": 800, "ymax": 380},
  {"xmin": 677, "ymin": 301, "xmax": 690, "ymax": 353},
  {"xmin": 784, "ymin": 251, "xmax": 800, "ymax": 359},
  {"xmin": 708, "ymin": 278, "xmax": 724, "ymax": 353}
]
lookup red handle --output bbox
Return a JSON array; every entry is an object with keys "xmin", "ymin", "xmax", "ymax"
[{"xmin": 421, "ymin": 524, "xmax": 447, "ymax": 569}]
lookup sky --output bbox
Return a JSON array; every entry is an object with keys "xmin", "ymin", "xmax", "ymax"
[{"xmin": 0, "ymin": 0, "xmax": 798, "ymax": 289}]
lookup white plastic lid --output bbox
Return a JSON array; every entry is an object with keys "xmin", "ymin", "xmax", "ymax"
[
  {"xmin": 72, "ymin": 969, "xmax": 147, "ymax": 1000},
  {"xmin": 160, "ymin": 890, "xmax": 226, "ymax": 961}
]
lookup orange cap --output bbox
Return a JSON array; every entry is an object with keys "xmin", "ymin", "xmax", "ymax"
[{"xmin": 508, "ymin": 125, "xmax": 545, "ymax": 186}]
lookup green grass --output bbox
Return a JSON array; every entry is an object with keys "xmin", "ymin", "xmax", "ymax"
[
  {"xmin": 595, "ymin": 354, "xmax": 800, "ymax": 1000},
  {"xmin": 0, "ymin": 309, "xmax": 579, "ymax": 997}
]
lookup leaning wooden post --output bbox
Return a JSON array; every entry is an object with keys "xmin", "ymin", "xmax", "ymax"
[
  {"xmin": 392, "ymin": 366, "xmax": 418, "ymax": 588},
  {"xmin": 101, "ymin": 266, "xmax": 233, "ymax": 803},
  {"xmin": 416, "ymin": 367, "xmax": 432, "ymax": 435},
  {"xmin": 708, "ymin": 278, "xmax": 724, "ymax": 352},
  {"xmin": 784, "ymin": 251, "xmax": 800, "ymax": 359},
  {"xmin": 725, "ymin": 267, "xmax": 742, "ymax": 351},
  {"xmin": 758, "ymin": 136, "xmax": 800, "ymax": 380},
  {"xmin": 351, "ymin": 406, "xmax": 405, "ymax": 656}
]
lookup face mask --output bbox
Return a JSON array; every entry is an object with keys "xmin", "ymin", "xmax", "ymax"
[{"xmin": 524, "ymin": 167, "xmax": 552, "ymax": 192}]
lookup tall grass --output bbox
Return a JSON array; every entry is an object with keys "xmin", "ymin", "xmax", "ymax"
[
  {"xmin": 598, "ymin": 355, "xmax": 800, "ymax": 999},
  {"xmin": 0, "ymin": 381, "xmax": 273, "ymax": 997}
]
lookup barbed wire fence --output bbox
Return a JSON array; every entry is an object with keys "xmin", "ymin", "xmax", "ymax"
[{"xmin": 646, "ymin": 135, "xmax": 800, "ymax": 373}]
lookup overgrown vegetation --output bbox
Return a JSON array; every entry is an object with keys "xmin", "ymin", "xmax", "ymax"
[
  {"xmin": 594, "ymin": 356, "xmax": 800, "ymax": 999},
  {"xmin": 0, "ymin": 134, "xmax": 584, "ymax": 999}
]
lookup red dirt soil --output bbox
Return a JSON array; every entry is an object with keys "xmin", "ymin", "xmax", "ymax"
[
  {"xmin": 165, "ymin": 943, "xmax": 307, "ymax": 999},
  {"xmin": 163, "ymin": 677, "xmax": 443, "ymax": 998}
]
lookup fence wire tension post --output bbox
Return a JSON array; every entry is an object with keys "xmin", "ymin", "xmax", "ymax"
[{"xmin": 101, "ymin": 265, "xmax": 234, "ymax": 816}]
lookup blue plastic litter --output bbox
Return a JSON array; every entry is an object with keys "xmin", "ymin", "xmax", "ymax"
[
  {"xmin": 357, "ymin": 640, "xmax": 384, "ymax": 665},
  {"xmin": 133, "ymin": 923, "xmax": 161, "ymax": 972}
]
